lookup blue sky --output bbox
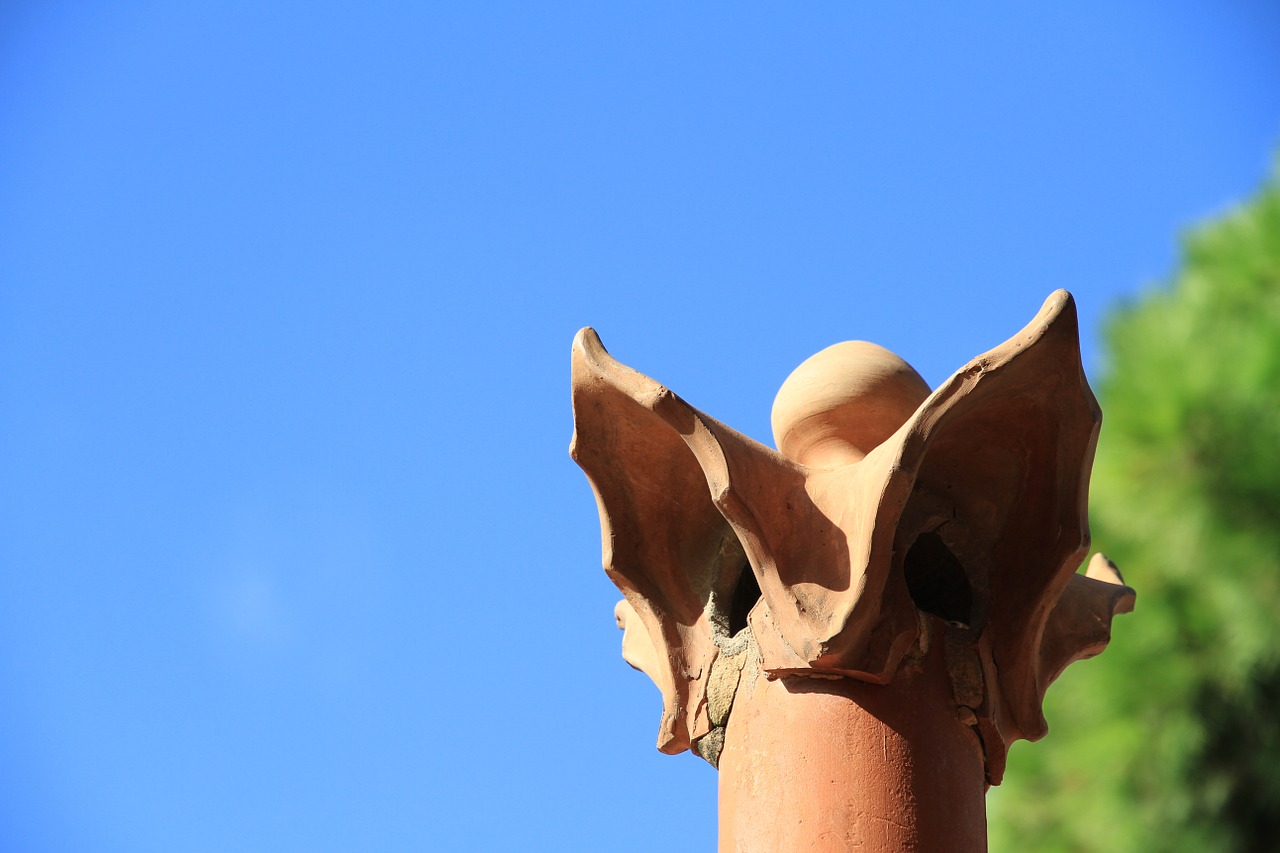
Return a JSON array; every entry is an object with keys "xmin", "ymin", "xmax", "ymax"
[{"xmin": 1, "ymin": 3, "xmax": 1277, "ymax": 851}]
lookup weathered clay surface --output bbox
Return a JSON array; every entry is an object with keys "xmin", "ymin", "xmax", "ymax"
[{"xmin": 570, "ymin": 290, "xmax": 1133, "ymax": 849}]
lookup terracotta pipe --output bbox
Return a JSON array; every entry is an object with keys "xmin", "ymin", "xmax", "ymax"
[{"xmin": 718, "ymin": 630, "xmax": 986, "ymax": 852}]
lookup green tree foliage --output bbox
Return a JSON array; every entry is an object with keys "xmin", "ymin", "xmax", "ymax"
[{"xmin": 990, "ymin": 167, "xmax": 1280, "ymax": 852}]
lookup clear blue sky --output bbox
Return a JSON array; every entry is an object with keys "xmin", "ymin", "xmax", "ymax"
[{"xmin": 1, "ymin": 3, "xmax": 1277, "ymax": 851}]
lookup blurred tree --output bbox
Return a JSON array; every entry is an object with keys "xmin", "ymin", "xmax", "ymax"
[{"xmin": 990, "ymin": 165, "xmax": 1280, "ymax": 852}]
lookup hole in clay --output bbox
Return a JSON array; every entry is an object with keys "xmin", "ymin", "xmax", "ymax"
[
  {"xmin": 728, "ymin": 563, "xmax": 762, "ymax": 636},
  {"xmin": 904, "ymin": 531, "xmax": 972, "ymax": 626}
]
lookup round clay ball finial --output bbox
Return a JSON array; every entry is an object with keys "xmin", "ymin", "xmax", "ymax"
[{"xmin": 771, "ymin": 341, "xmax": 931, "ymax": 468}]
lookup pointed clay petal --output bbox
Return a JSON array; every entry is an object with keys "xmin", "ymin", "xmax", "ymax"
[
  {"xmin": 746, "ymin": 450, "xmax": 924, "ymax": 682},
  {"xmin": 663, "ymin": 398, "xmax": 922, "ymax": 682},
  {"xmin": 570, "ymin": 328, "xmax": 724, "ymax": 753},
  {"xmin": 1038, "ymin": 557, "xmax": 1135, "ymax": 687},
  {"xmin": 880, "ymin": 290, "xmax": 1104, "ymax": 753}
]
